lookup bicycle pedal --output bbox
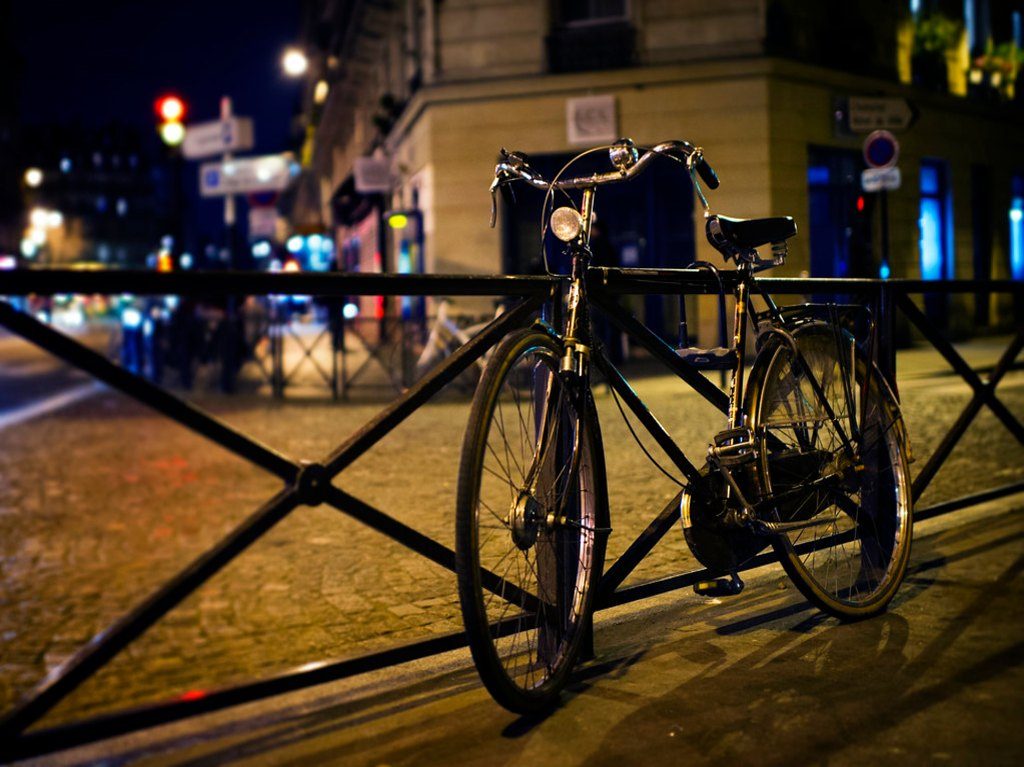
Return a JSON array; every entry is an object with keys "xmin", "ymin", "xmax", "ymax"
[
  {"xmin": 677, "ymin": 346, "xmax": 736, "ymax": 371},
  {"xmin": 693, "ymin": 572, "xmax": 745, "ymax": 597}
]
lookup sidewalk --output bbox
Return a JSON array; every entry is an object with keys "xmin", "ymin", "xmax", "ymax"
[
  {"xmin": 30, "ymin": 495, "xmax": 1024, "ymax": 766},
  {"xmin": 1, "ymin": 329, "xmax": 1021, "ymax": 763}
]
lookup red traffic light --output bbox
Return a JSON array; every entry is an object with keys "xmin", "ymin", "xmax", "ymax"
[{"xmin": 155, "ymin": 94, "xmax": 186, "ymax": 123}]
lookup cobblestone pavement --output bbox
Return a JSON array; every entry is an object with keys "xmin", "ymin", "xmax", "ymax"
[{"xmin": 0, "ymin": 334, "xmax": 1021, "ymax": 731}]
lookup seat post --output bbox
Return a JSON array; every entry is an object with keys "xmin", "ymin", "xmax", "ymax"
[{"xmin": 728, "ymin": 272, "xmax": 750, "ymax": 430}]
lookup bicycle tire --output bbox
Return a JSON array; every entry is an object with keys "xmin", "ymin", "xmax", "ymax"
[
  {"xmin": 455, "ymin": 328, "xmax": 608, "ymax": 713},
  {"xmin": 747, "ymin": 321, "xmax": 912, "ymax": 619}
]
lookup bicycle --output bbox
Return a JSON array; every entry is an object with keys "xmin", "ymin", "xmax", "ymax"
[
  {"xmin": 454, "ymin": 137, "xmax": 913, "ymax": 714},
  {"xmin": 413, "ymin": 299, "xmax": 503, "ymax": 389}
]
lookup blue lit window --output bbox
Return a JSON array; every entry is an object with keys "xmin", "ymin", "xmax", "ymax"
[
  {"xmin": 807, "ymin": 165, "xmax": 830, "ymax": 186},
  {"xmin": 1011, "ymin": 175, "xmax": 1024, "ymax": 281},
  {"xmin": 919, "ymin": 159, "xmax": 952, "ymax": 280}
]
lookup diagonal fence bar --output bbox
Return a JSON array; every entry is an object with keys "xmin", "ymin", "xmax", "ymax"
[
  {"xmin": 324, "ymin": 295, "xmax": 545, "ymax": 475},
  {"xmin": 895, "ymin": 295, "xmax": 1024, "ymax": 501},
  {"xmin": 323, "ymin": 486, "xmax": 540, "ymax": 612},
  {"xmin": 0, "ymin": 486, "xmax": 301, "ymax": 741},
  {"xmin": 0, "ymin": 301, "xmax": 300, "ymax": 482}
]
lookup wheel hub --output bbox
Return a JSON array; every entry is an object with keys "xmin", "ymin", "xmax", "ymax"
[{"xmin": 510, "ymin": 492, "xmax": 542, "ymax": 550}]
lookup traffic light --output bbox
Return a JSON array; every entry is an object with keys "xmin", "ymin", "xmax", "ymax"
[{"xmin": 155, "ymin": 94, "xmax": 187, "ymax": 147}]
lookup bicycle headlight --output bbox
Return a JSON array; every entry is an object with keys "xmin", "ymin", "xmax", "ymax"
[{"xmin": 551, "ymin": 207, "xmax": 583, "ymax": 242}]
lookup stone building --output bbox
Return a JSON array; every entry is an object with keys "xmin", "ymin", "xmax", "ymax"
[{"xmin": 292, "ymin": 0, "xmax": 1024, "ymax": 339}]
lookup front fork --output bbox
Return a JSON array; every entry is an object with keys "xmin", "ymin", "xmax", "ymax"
[{"xmin": 561, "ymin": 187, "xmax": 595, "ymax": 378}]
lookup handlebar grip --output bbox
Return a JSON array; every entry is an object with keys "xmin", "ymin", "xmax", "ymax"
[{"xmin": 696, "ymin": 156, "xmax": 720, "ymax": 190}]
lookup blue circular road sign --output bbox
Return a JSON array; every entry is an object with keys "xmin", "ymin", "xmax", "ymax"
[{"xmin": 863, "ymin": 130, "xmax": 899, "ymax": 169}]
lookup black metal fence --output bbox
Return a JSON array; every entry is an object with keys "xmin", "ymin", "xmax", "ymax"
[{"xmin": 0, "ymin": 269, "xmax": 1021, "ymax": 761}]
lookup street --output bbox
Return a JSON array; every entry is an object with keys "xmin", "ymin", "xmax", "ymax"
[{"xmin": 0, "ymin": 329, "xmax": 1021, "ymax": 763}]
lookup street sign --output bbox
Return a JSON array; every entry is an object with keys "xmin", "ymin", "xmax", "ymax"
[
  {"xmin": 567, "ymin": 94, "xmax": 617, "ymax": 146},
  {"xmin": 182, "ymin": 117, "xmax": 255, "ymax": 159},
  {"xmin": 248, "ymin": 206, "xmax": 278, "ymax": 240},
  {"xmin": 861, "ymin": 167, "xmax": 902, "ymax": 193},
  {"xmin": 848, "ymin": 97, "xmax": 915, "ymax": 132},
  {"xmin": 354, "ymin": 157, "xmax": 391, "ymax": 193},
  {"xmin": 200, "ymin": 154, "xmax": 295, "ymax": 197},
  {"xmin": 863, "ymin": 130, "xmax": 899, "ymax": 169}
]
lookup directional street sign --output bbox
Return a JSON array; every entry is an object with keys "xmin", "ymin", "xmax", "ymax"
[
  {"xmin": 182, "ymin": 117, "xmax": 255, "ymax": 160},
  {"xmin": 861, "ymin": 167, "xmax": 902, "ymax": 193},
  {"xmin": 199, "ymin": 154, "xmax": 295, "ymax": 197},
  {"xmin": 848, "ymin": 97, "xmax": 915, "ymax": 132}
]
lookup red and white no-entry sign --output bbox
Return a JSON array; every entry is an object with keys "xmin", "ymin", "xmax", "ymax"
[{"xmin": 863, "ymin": 130, "xmax": 900, "ymax": 169}]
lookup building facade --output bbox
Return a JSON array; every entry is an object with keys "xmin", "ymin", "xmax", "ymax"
[{"xmin": 295, "ymin": 0, "xmax": 1024, "ymax": 338}]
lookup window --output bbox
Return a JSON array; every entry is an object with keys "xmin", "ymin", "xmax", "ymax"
[
  {"xmin": 549, "ymin": 0, "xmax": 633, "ymax": 72},
  {"xmin": 918, "ymin": 159, "xmax": 953, "ymax": 280},
  {"xmin": 559, "ymin": 0, "xmax": 627, "ymax": 25},
  {"xmin": 1011, "ymin": 175, "xmax": 1024, "ymax": 280}
]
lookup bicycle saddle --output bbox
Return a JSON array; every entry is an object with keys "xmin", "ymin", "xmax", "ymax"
[{"xmin": 710, "ymin": 215, "xmax": 796, "ymax": 250}]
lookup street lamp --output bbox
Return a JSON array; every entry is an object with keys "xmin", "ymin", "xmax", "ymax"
[{"xmin": 282, "ymin": 47, "xmax": 309, "ymax": 77}]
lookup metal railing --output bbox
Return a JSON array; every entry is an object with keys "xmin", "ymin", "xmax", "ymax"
[{"xmin": 0, "ymin": 269, "xmax": 1020, "ymax": 761}]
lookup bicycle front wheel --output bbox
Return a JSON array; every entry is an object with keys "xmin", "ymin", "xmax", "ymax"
[
  {"xmin": 456, "ymin": 328, "xmax": 608, "ymax": 714},
  {"xmin": 749, "ymin": 322, "xmax": 912, "ymax": 619}
]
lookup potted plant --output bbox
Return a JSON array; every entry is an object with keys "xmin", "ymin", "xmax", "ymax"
[
  {"xmin": 968, "ymin": 41, "xmax": 1021, "ymax": 102},
  {"xmin": 912, "ymin": 13, "xmax": 961, "ymax": 92}
]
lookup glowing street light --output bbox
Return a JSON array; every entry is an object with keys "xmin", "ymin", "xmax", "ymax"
[
  {"xmin": 24, "ymin": 167, "xmax": 43, "ymax": 187},
  {"xmin": 282, "ymin": 47, "xmax": 309, "ymax": 77},
  {"xmin": 29, "ymin": 207, "xmax": 49, "ymax": 229}
]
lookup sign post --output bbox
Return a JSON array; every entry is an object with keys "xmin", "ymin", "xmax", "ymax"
[{"xmin": 861, "ymin": 130, "xmax": 901, "ymax": 278}]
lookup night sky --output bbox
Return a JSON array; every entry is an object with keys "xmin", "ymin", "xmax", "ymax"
[{"xmin": 11, "ymin": 0, "xmax": 303, "ymax": 248}]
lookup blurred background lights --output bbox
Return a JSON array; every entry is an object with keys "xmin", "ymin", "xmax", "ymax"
[
  {"xmin": 342, "ymin": 302, "xmax": 359, "ymax": 320},
  {"xmin": 29, "ymin": 207, "xmax": 49, "ymax": 228},
  {"xmin": 24, "ymin": 167, "xmax": 43, "ymax": 187},
  {"xmin": 314, "ymin": 79, "xmax": 329, "ymax": 104},
  {"xmin": 282, "ymin": 48, "xmax": 308, "ymax": 77},
  {"xmin": 286, "ymin": 235, "xmax": 303, "ymax": 253},
  {"xmin": 252, "ymin": 240, "xmax": 272, "ymax": 258}
]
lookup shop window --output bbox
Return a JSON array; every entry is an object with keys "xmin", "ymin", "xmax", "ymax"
[
  {"xmin": 1011, "ymin": 175, "xmax": 1024, "ymax": 280},
  {"xmin": 918, "ymin": 159, "xmax": 953, "ymax": 280}
]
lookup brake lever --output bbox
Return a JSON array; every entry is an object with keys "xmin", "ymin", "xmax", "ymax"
[{"xmin": 488, "ymin": 174, "xmax": 517, "ymax": 228}]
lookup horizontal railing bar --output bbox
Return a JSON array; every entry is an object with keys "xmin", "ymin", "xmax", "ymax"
[
  {"xmin": 0, "ymin": 629, "xmax": 472, "ymax": 763},
  {"xmin": 913, "ymin": 480, "xmax": 1024, "ymax": 522},
  {"xmin": 0, "ymin": 270, "xmax": 556, "ymax": 297},
  {"xmin": 3, "ymin": 269, "xmax": 1021, "ymax": 298}
]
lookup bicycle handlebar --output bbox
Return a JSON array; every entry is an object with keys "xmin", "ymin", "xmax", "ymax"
[{"xmin": 490, "ymin": 139, "xmax": 717, "ymax": 192}]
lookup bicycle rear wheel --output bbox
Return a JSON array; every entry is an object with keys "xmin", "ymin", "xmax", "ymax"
[
  {"xmin": 456, "ymin": 328, "xmax": 607, "ymax": 714},
  {"xmin": 748, "ymin": 322, "xmax": 912, "ymax": 619}
]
